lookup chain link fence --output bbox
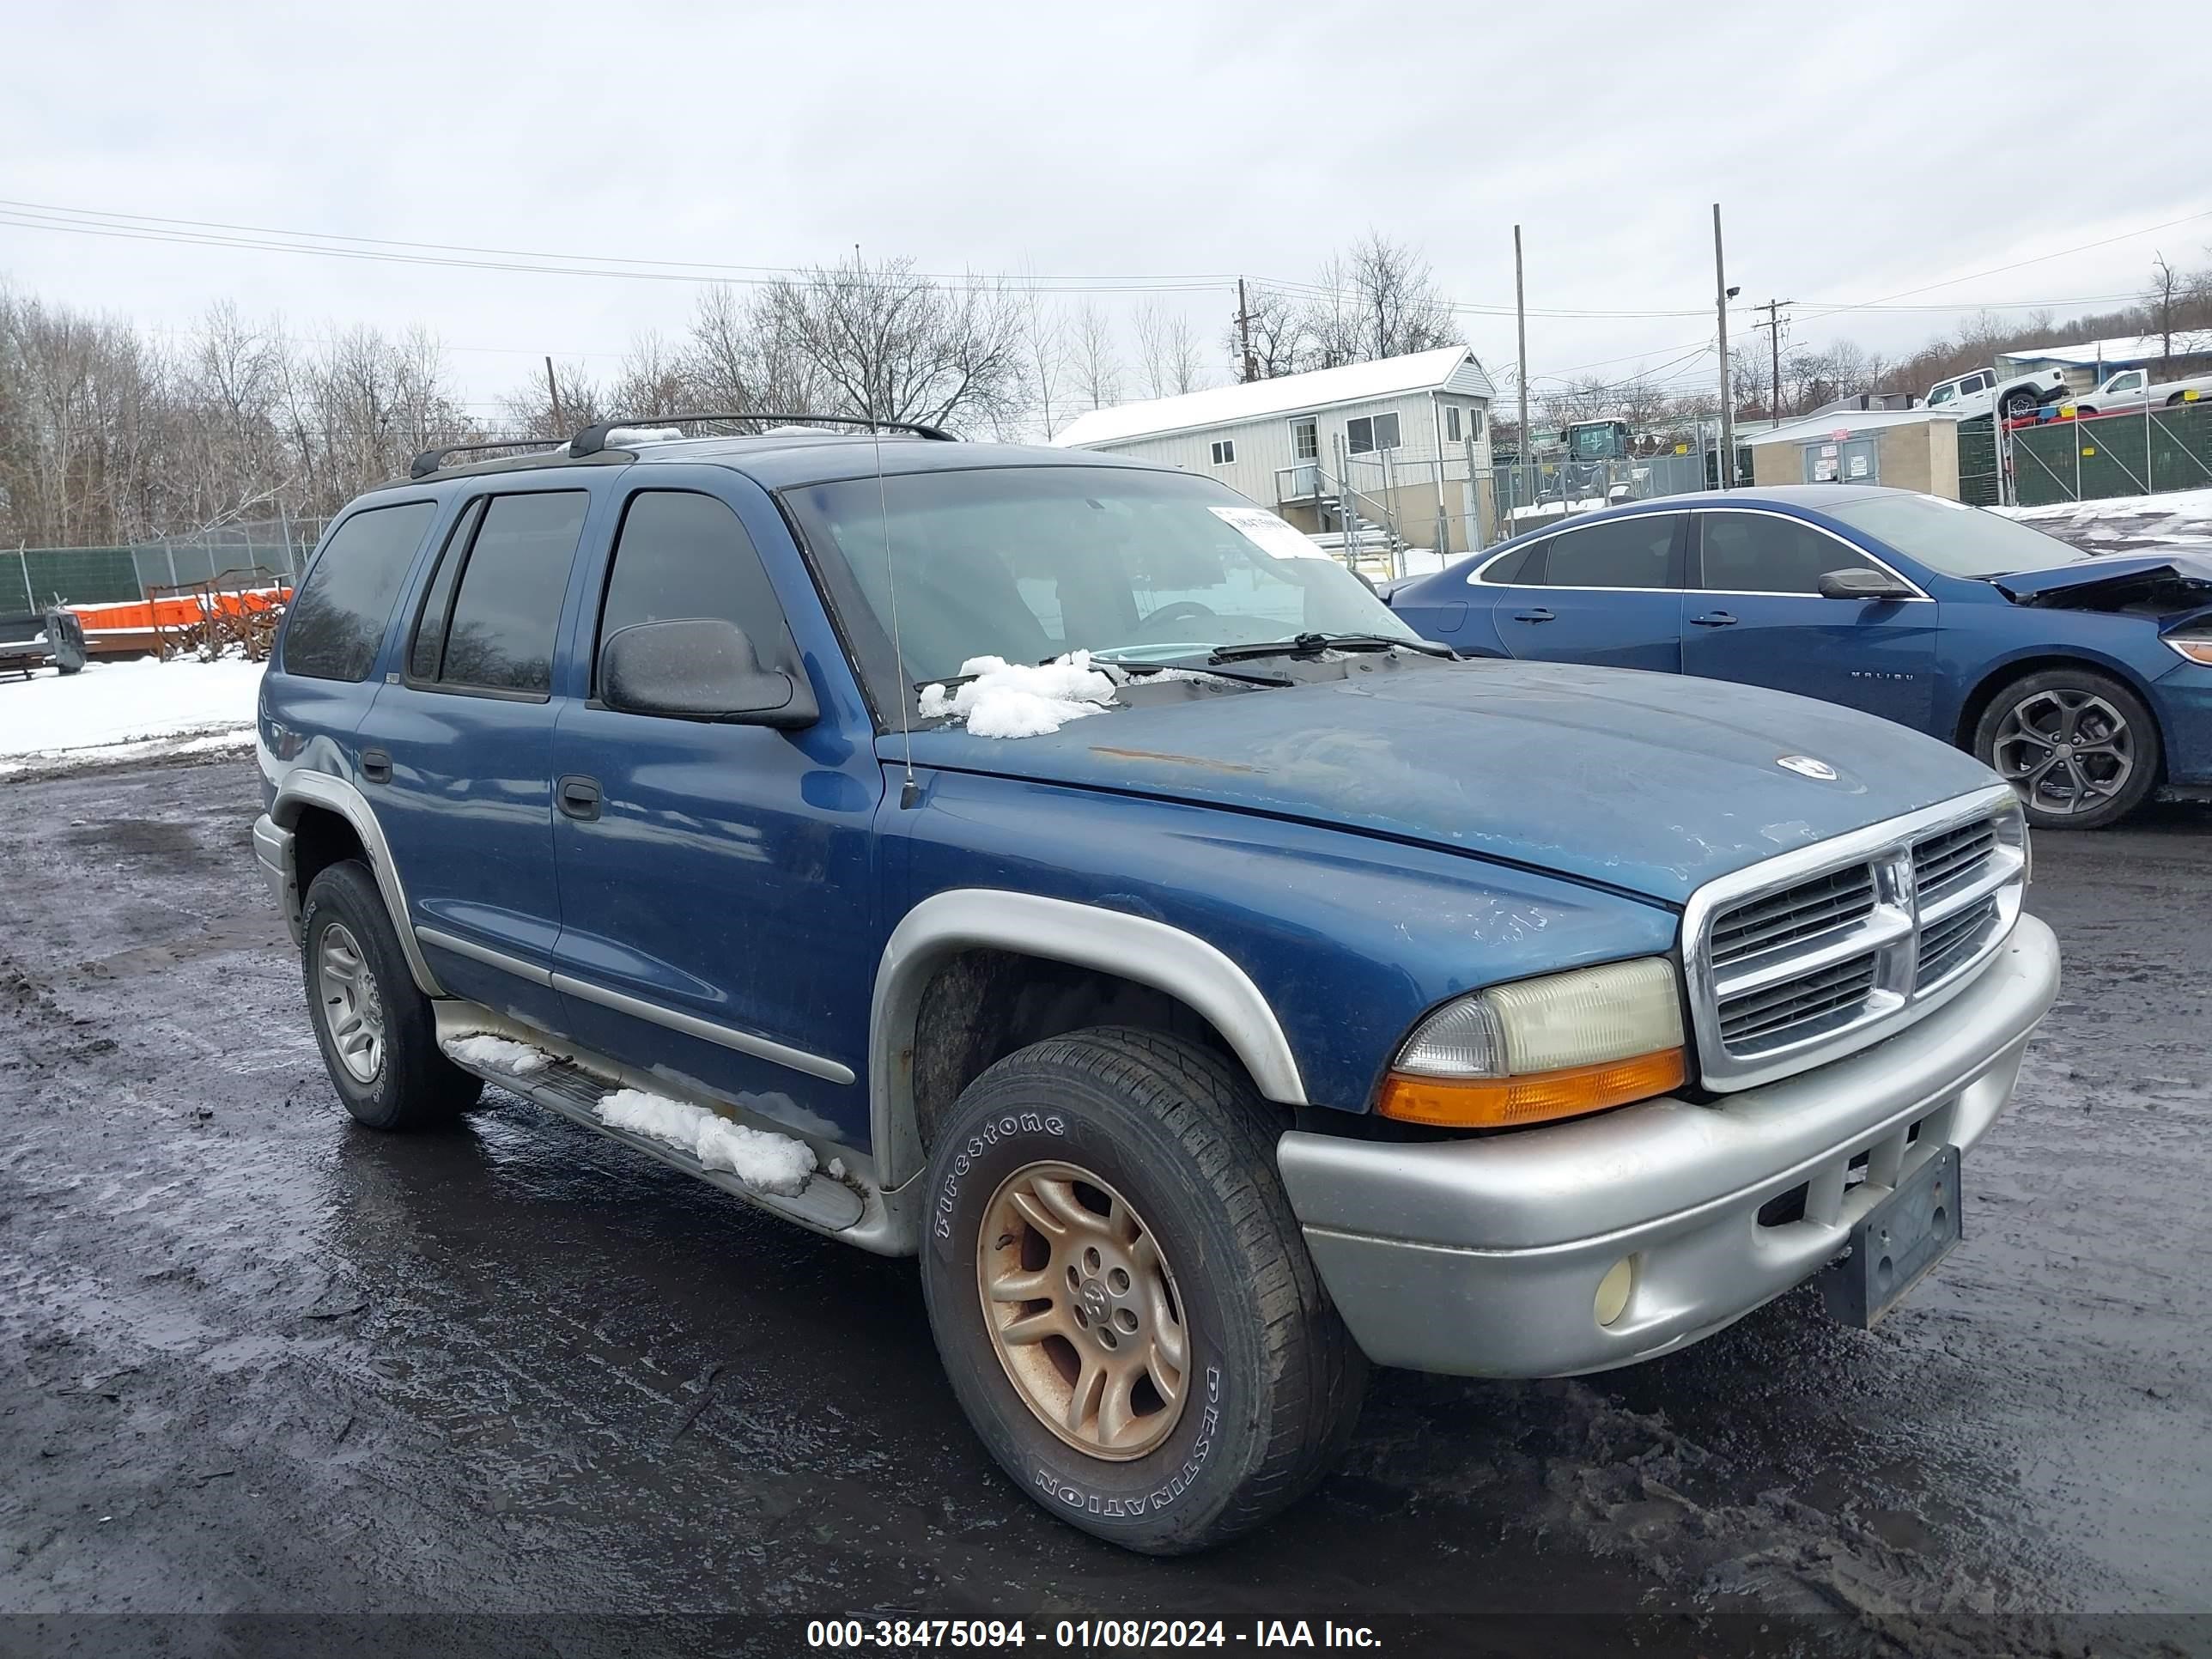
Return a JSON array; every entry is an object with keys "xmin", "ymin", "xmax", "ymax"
[
  {"xmin": 3, "ymin": 517, "xmax": 324, "ymax": 617},
  {"xmin": 2008, "ymin": 401, "xmax": 2212, "ymax": 507}
]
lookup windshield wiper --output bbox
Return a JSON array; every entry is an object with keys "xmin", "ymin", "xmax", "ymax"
[
  {"xmin": 1110, "ymin": 658, "xmax": 1292, "ymax": 688},
  {"xmin": 1207, "ymin": 632, "xmax": 1453, "ymax": 664}
]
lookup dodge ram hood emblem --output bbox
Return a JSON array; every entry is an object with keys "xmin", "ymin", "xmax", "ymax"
[{"xmin": 1777, "ymin": 754, "xmax": 1838, "ymax": 781}]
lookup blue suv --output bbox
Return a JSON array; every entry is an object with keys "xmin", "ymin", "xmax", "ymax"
[
  {"xmin": 1387, "ymin": 485, "xmax": 2212, "ymax": 830},
  {"xmin": 255, "ymin": 422, "xmax": 2060, "ymax": 1553}
]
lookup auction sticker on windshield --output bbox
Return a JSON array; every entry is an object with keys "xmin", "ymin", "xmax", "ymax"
[{"xmin": 1210, "ymin": 505, "xmax": 1325, "ymax": 561}]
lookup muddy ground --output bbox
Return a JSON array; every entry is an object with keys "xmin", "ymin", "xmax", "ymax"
[{"xmin": 2, "ymin": 756, "xmax": 2208, "ymax": 1657}]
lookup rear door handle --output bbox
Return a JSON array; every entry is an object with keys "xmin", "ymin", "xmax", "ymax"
[
  {"xmin": 360, "ymin": 748, "xmax": 392, "ymax": 784},
  {"xmin": 1510, "ymin": 607, "xmax": 1555, "ymax": 623},
  {"xmin": 557, "ymin": 775, "xmax": 602, "ymax": 822},
  {"xmin": 1688, "ymin": 611, "xmax": 1739, "ymax": 628}
]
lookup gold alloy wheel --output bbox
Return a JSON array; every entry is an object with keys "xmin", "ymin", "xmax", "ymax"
[{"xmin": 975, "ymin": 1160, "xmax": 1191, "ymax": 1461}]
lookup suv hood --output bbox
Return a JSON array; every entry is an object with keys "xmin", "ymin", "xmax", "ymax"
[{"xmin": 894, "ymin": 659, "xmax": 2002, "ymax": 904}]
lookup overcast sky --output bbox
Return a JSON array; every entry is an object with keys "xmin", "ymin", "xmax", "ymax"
[{"xmin": 5, "ymin": 1, "xmax": 2209, "ymax": 420}]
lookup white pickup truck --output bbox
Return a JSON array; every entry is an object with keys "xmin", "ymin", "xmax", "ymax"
[
  {"xmin": 1924, "ymin": 367, "xmax": 2069, "ymax": 421},
  {"xmin": 2066, "ymin": 365, "xmax": 2212, "ymax": 416}
]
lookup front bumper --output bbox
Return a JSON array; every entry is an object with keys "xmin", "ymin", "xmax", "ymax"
[{"xmin": 1276, "ymin": 913, "xmax": 2059, "ymax": 1378}]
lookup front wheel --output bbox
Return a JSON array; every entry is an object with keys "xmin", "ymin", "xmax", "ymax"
[
  {"xmin": 2001, "ymin": 389, "xmax": 2041, "ymax": 419},
  {"xmin": 301, "ymin": 860, "xmax": 481, "ymax": 1128},
  {"xmin": 1973, "ymin": 667, "xmax": 2160, "ymax": 830},
  {"xmin": 920, "ymin": 1028, "xmax": 1365, "ymax": 1554}
]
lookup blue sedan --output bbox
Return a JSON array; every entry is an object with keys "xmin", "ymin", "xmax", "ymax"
[{"xmin": 1387, "ymin": 485, "xmax": 2212, "ymax": 829}]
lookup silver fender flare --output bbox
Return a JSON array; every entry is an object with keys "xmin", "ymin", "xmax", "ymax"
[
  {"xmin": 270, "ymin": 770, "xmax": 446, "ymax": 998},
  {"xmin": 868, "ymin": 889, "xmax": 1307, "ymax": 1189}
]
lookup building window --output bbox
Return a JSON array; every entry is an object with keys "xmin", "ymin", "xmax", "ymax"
[
  {"xmin": 1346, "ymin": 412, "xmax": 1401, "ymax": 455},
  {"xmin": 1291, "ymin": 418, "xmax": 1318, "ymax": 460},
  {"xmin": 1210, "ymin": 439, "xmax": 1236, "ymax": 465},
  {"xmin": 1445, "ymin": 406, "xmax": 1462, "ymax": 442}
]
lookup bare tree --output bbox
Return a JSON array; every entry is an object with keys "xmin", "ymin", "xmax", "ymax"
[
  {"xmin": 2151, "ymin": 253, "xmax": 2180, "ymax": 364},
  {"xmin": 1304, "ymin": 235, "xmax": 1459, "ymax": 367},
  {"xmin": 1018, "ymin": 289, "xmax": 1067, "ymax": 440},
  {"xmin": 682, "ymin": 283, "xmax": 831, "ymax": 413},
  {"xmin": 608, "ymin": 330, "xmax": 692, "ymax": 419},
  {"xmin": 498, "ymin": 360, "xmax": 607, "ymax": 440},
  {"xmin": 750, "ymin": 252, "xmax": 1023, "ymax": 430},
  {"xmin": 1068, "ymin": 303, "xmax": 1122, "ymax": 410},
  {"xmin": 1218, "ymin": 283, "xmax": 1310, "ymax": 380},
  {"xmin": 1133, "ymin": 303, "xmax": 1205, "ymax": 398}
]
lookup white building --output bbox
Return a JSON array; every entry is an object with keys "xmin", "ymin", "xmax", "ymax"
[{"xmin": 1054, "ymin": 346, "xmax": 1497, "ymax": 555}]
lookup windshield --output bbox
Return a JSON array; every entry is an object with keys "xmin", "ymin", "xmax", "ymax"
[
  {"xmin": 1824, "ymin": 493, "xmax": 2086, "ymax": 578},
  {"xmin": 783, "ymin": 465, "xmax": 1418, "ymax": 692}
]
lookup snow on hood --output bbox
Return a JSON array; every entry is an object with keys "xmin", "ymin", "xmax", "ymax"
[{"xmin": 919, "ymin": 651, "xmax": 1118, "ymax": 738}]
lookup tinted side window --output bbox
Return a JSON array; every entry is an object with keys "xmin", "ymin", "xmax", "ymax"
[
  {"xmin": 407, "ymin": 498, "xmax": 486, "ymax": 681},
  {"xmin": 282, "ymin": 501, "xmax": 437, "ymax": 681},
  {"xmin": 595, "ymin": 492, "xmax": 795, "ymax": 696},
  {"xmin": 1479, "ymin": 539, "xmax": 1544, "ymax": 584},
  {"xmin": 1699, "ymin": 513, "xmax": 1877, "ymax": 595},
  {"xmin": 1539, "ymin": 514, "xmax": 1678, "ymax": 589},
  {"xmin": 437, "ymin": 491, "xmax": 588, "ymax": 695}
]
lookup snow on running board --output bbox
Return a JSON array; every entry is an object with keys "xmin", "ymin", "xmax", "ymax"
[
  {"xmin": 441, "ymin": 1034, "xmax": 552, "ymax": 1076},
  {"xmin": 918, "ymin": 651, "xmax": 1116, "ymax": 738},
  {"xmin": 596, "ymin": 1088, "xmax": 818, "ymax": 1197}
]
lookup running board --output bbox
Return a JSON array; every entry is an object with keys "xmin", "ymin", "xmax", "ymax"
[{"xmin": 431, "ymin": 1005, "xmax": 878, "ymax": 1240}]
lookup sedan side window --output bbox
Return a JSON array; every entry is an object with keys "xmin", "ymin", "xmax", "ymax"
[
  {"xmin": 1476, "ymin": 539, "xmax": 1544, "ymax": 584},
  {"xmin": 594, "ymin": 491, "xmax": 801, "ymax": 700},
  {"xmin": 1537, "ymin": 515, "xmax": 1679, "ymax": 588},
  {"xmin": 1698, "ymin": 513, "xmax": 1881, "ymax": 596}
]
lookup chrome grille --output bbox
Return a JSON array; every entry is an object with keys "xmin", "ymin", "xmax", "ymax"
[
  {"xmin": 1912, "ymin": 820, "xmax": 1997, "ymax": 905},
  {"xmin": 1709, "ymin": 864, "xmax": 1878, "ymax": 968},
  {"xmin": 1718, "ymin": 951, "xmax": 1881, "ymax": 1051},
  {"xmin": 1916, "ymin": 895, "xmax": 1999, "ymax": 990},
  {"xmin": 1685, "ymin": 789, "xmax": 2028, "ymax": 1091}
]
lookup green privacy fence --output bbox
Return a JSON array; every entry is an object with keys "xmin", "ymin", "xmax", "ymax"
[
  {"xmin": 1, "ymin": 547, "xmax": 140, "ymax": 616},
  {"xmin": 1956, "ymin": 416, "xmax": 1999, "ymax": 507},
  {"xmin": 2009, "ymin": 399, "xmax": 2212, "ymax": 507},
  {"xmin": 2, "ymin": 526, "xmax": 317, "ymax": 617}
]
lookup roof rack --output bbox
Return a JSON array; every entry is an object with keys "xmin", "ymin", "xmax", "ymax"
[
  {"xmin": 410, "ymin": 437, "xmax": 570, "ymax": 479},
  {"xmin": 567, "ymin": 412, "xmax": 957, "ymax": 457}
]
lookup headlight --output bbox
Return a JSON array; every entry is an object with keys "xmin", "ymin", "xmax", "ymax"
[
  {"xmin": 1379, "ymin": 957, "xmax": 1686, "ymax": 1130},
  {"xmin": 2166, "ymin": 633, "xmax": 2212, "ymax": 666}
]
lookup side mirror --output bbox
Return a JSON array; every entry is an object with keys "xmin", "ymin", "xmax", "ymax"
[
  {"xmin": 1817, "ymin": 568, "xmax": 1916, "ymax": 603},
  {"xmin": 600, "ymin": 618, "xmax": 818, "ymax": 728}
]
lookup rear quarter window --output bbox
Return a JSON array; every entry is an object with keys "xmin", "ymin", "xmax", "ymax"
[
  {"xmin": 282, "ymin": 501, "xmax": 439, "ymax": 682},
  {"xmin": 1477, "ymin": 540, "xmax": 1544, "ymax": 584}
]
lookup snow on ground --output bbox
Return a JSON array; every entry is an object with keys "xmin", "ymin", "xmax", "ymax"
[
  {"xmin": 1996, "ymin": 486, "xmax": 2212, "ymax": 554},
  {"xmin": 919, "ymin": 650, "xmax": 1117, "ymax": 738},
  {"xmin": 0, "ymin": 656, "xmax": 264, "ymax": 777},
  {"xmin": 595, "ymin": 1087, "xmax": 817, "ymax": 1196},
  {"xmin": 441, "ymin": 1034, "xmax": 553, "ymax": 1076}
]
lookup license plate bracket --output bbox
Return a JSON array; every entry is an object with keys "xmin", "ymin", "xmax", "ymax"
[{"xmin": 1820, "ymin": 1144, "xmax": 1962, "ymax": 1328}]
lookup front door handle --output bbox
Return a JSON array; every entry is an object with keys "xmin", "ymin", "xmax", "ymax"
[
  {"xmin": 360, "ymin": 748, "xmax": 392, "ymax": 784},
  {"xmin": 1510, "ymin": 607, "xmax": 1556, "ymax": 623},
  {"xmin": 557, "ymin": 775, "xmax": 603, "ymax": 822},
  {"xmin": 1688, "ymin": 611, "xmax": 1739, "ymax": 628}
]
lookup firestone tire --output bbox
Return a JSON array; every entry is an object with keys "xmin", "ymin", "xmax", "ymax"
[
  {"xmin": 301, "ymin": 860, "xmax": 481, "ymax": 1130},
  {"xmin": 919, "ymin": 1027, "xmax": 1366, "ymax": 1555},
  {"xmin": 1972, "ymin": 666, "xmax": 2161, "ymax": 831}
]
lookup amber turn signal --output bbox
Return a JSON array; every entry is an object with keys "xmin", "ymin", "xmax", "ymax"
[{"xmin": 1376, "ymin": 1048, "xmax": 1686, "ymax": 1130}]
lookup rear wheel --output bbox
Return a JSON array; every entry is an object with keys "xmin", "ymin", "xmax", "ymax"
[
  {"xmin": 1973, "ymin": 667, "xmax": 2160, "ymax": 830},
  {"xmin": 2001, "ymin": 387, "xmax": 2041, "ymax": 419},
  {"xmin": 920, "ymin": 1027, "xmax": 1365, "ymax": 1554},
  {"xmin": 301, "ymin": 860, "xmax": 480, "ymax": 1129}
]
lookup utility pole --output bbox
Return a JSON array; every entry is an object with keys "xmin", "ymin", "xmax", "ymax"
[
  {"xmin": 1753, "ymin": 298, "xmax": 1794, "ymax": 424},
  {"xmin": 1513, "ymin": 224, "xmax": 1529, "ymax": 473},
  {"xmin": 544, "ymin": 356, "xmax": 568, "ymax": 434},
  {"xmin": 1236, "ymin": 277, "xmax": 1259, "ymax": 383},
  {"xmin": 1712, "ymin": 204, "xmax": 1738, "ymax": 489}
]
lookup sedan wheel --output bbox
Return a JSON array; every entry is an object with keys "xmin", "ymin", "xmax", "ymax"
[{"xmin": 1975, "ymin": 668, "xmax": 2161, "ymax": 830}]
